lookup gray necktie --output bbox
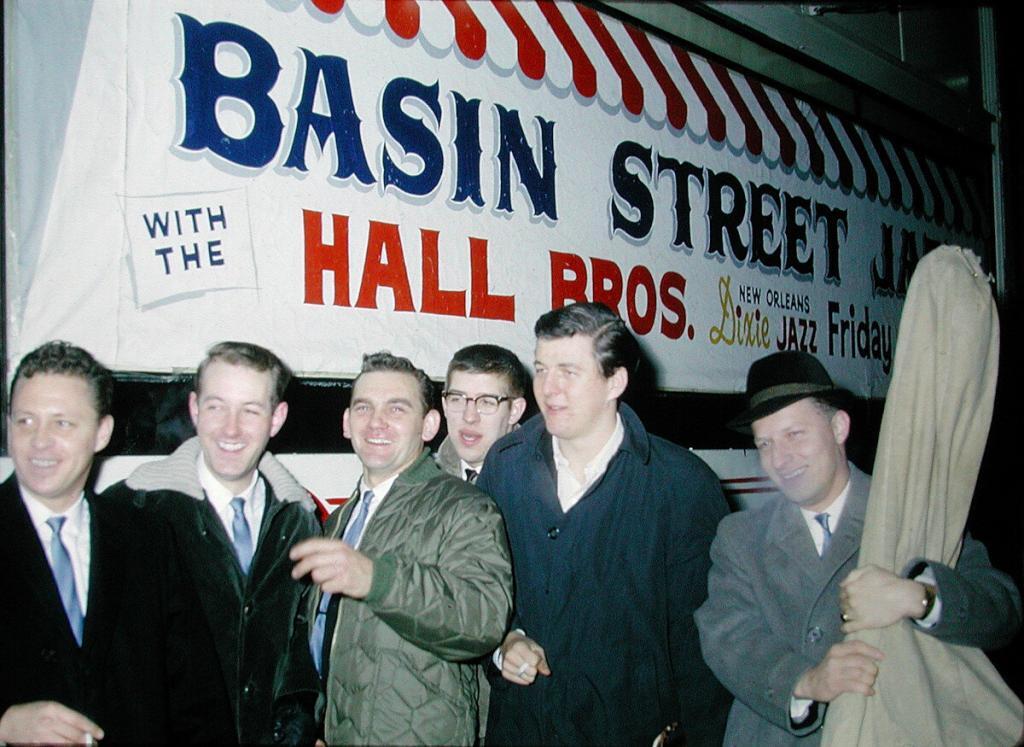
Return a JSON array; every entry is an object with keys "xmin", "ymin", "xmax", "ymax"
[
  {"xmin": 342, "ymin": 489, "xmax": 375, "ymax": 547},
  {"xmin": 230, "ymin": 497, "xmax": 254, "ymax": 575},
  {"xmin": 310, "ymin": 489, "xmax": 375, "ymax": 675},
  {"xmin": 814, "ymin": 512, "xmax": 832, "ymax": 556},
  {"xmin": 46, "ymin": 516, "xmax": 85, "ymax": 645}
]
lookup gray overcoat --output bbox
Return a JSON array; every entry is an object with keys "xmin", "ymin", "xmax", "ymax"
[{"xmin": 695, "ymin": 464, "xmax": 1021, "ymax": 746}]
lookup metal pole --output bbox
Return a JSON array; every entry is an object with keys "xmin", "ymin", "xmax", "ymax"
[{"xmin": 978, "ymin": 7, "xmax": 1006, "ymax": 299}]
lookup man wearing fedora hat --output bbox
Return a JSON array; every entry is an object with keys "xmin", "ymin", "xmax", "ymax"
[{"xmin": 695, "ymin": 351, "xmax": 1020, "ymax": 745}]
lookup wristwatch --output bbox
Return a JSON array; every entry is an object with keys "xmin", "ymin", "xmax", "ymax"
[
  {"xmin": 907, "ymin": 560, "xmax": 938, "ymax": 620},
  {"xmin": 919, "ymin": 581, "xmax": 937, "ymax": 619}
]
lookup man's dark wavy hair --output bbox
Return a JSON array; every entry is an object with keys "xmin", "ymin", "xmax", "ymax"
[
  {"xmin": 534, "ymin": 302, "xmax": 640, "ymax": 378},
  {"xmin": 11, "ymin": 340, "xmax": 113, "ymax": 416}
]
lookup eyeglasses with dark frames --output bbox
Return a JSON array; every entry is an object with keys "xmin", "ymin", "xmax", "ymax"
[{"xmin": 441, "ymin": 391, "xmax": 511, "ymax": 415}]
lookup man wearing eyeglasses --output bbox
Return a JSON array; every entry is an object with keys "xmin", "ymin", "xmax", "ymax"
[
  {"xmin": 436, "ymin": 344, "xmax": 529, "ymax": 742},
  {"xmin": 437, "ymin": 344, "xmax": 529, "ymax": 485}
]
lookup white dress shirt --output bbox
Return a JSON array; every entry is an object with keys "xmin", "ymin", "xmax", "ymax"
[
  {"xmin": 552, "ymin": 414, "xmax": 625, "ymax": 513},
  {"xmin": 21, "ymin": 488, "xmax": 91, "ymax": 614},
  {"xmin": 459, "ymin": 459, "xmax": 480, "ymax": 482},
  {"xmin": 198, "ymin": 454, "xmax": 265, "ymax": 547},
  {"xmin": 799, "ymin": 481, "xmax": 852, "ymax": 556},
  {"xmin": 343, "ymin": 474, "xmax": 398, "ymax": 549}
]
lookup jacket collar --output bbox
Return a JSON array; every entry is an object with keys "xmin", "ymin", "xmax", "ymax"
[
  {"xmin": 124, "ymin": 435, "xmax": 314, "ymax": 510},
  {"xmin": 765, "ymin": 463, "xmax": 870, "ymax": 582},
  {"xmin": 435, "ymin": 435, "xmax": 462, "ymax": 478},
  {"xmin": 495, "ymin": 401, "xmax": 652, "ymax": 465},
  {"xmin": 394, "ymin": 449, "xmax": 444, "ymax": 489},
  {"xmin": 335, "ymin": 449, "xmax": 443, "ymax": 531}
]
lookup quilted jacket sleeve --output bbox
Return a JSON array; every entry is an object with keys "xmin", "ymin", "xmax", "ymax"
[{"xmin": 362, "ymin": 482, "xmax": 513, "ymax": 662}]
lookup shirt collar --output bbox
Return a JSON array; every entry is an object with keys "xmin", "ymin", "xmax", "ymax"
[
  {"xmin": 800, "ymin": 477, "xmax": 852, "ymax": 532},
  {"xmin": 197, "ymin": 452, "xmax": 259, "ymax": 508},
  {"xmin": 359, "ymin": 473, "xmax": 398, "ymax": 503},
  {"xmin": 552, "ymin": 413, "xmax": 625, "ymax": 483},
  {"xmin": 21, "ymin": 486, "xmax": 88, "ymax": 535}
]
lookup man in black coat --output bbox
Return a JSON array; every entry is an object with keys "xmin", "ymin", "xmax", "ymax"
[
  {"xmin": 103, "ymin": 341, "xmax": 320, "ymax": 744},
  {"xmin": 0, "ymin": 341, "xmax": 232, "ymax": 744},
  {"xmin": 478, "ymin": 302, "xmax": 732, "ymax": 745}
]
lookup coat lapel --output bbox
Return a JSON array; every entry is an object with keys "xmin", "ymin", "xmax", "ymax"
[
  {"xmin": 246, "ymin": 476, "xmax": 280, "ymax": 591},
  {"xmin": 764, "ymin": 497, "xmax": 821, "ymax": 589},
  {"xmin": 82, "ymin": 494, "xmax": 122, "ymax": 658},
  {"xmin": 528, "ymin": 429, "xmax": 562, "ymax": 517},
  {"xmin": 821, "ymin": 465, "xmax": 870, "ymax": 578},
  {"xmin": 195, "ymin": 496, "xmax": 247, "ymax": 599},
  {"xmin": 763, "ymin": 465, "xmax": 871, "ymax": 595},
  {"xmin": 325, "ymin": 485, "xmax": 359, "ymax": 540},
  {"xmin": 0, "ymin": 478, "xmax": 77, "ymax": 640}
]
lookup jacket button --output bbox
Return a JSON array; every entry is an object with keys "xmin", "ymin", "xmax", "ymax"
[
  {"xmin": 244, "ymin": 602, "xmax": 253, "ymax": 616},
  {"xmin": 547, "ymin": 526, "xmax": 560, "ymax": 540},
  {"xmin": 242, "ymin": 684, "xmax": 252, "ymax": 697},
  {"xmin": 806, "ymin": 626, "xmax": 823, "ymax": 643}
]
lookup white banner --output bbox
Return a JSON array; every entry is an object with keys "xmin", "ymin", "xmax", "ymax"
[{"xmin": 5, "ymin": 0, "xmax": 988, "ymax": 396}]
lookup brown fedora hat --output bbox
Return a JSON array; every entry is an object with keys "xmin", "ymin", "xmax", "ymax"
[{"xmin": 727, "ymin": 351, "xmax": 850, "ymax": 433}]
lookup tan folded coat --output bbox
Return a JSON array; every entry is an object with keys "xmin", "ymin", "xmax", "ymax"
[{"xmin": 823, "ymin": 246, "xmax": 1023, "ymax": 745}]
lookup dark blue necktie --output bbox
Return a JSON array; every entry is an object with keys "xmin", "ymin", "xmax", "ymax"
[
  {"xmin": 230, "ymin": 497, "xmax": 254, "ymax": 575},
  {"xmin": 47, "ymin": 516, "xmax": 84, "ymax": 645},
  {"xmin": 310, "ymin": 489, "xmax": 375, "ymax": 675},
  {"xmin": 814, "ymin": 512, "xmax": 832, "ymax": 556}
]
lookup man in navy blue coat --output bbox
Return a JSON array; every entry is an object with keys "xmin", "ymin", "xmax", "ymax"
[{"xmin": 478, "ymin": 302, "xmax": 731, "ymax": 745}]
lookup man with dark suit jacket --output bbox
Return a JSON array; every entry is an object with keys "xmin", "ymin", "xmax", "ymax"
[
  {"xmin": 103, "ymin": 341, "xmax": 321, "ymax": 744},
  {"xmin": 695, "ymin": 351, "xmax": 1022, "ymax": 745},
  {"xmin": 0, "ymin": 341, "xmax": 232, "ymax": 744}
]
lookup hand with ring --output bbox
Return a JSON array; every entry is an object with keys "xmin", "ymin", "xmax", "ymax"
[{"xmin": 499, "ymin": 631, "xmax": 551, "ymax": 686}]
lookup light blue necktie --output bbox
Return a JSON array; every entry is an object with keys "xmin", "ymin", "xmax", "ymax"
[
  {"xmin": 46, "ymin": 516, "xmax": 84, "ymax": 645},
  {"xmin": 310, "ymin": 489, "xmax": 374, "ymax": 675},
  {"xmin": 230, "ymin": 497, "xmax": 254, "ymax": 575},
  {"xmin": 814, "ymin": 512, "xmax": 832, "ymax": 556}
]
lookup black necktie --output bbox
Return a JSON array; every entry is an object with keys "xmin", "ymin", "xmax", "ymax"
[{"xmin": 465, "ymin": 468, "xmax": 479, "ymax": 484}]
